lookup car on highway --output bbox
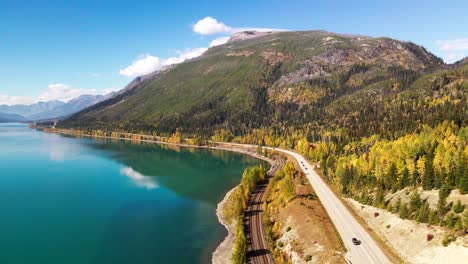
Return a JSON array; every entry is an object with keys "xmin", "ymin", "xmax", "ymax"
[{"xmin": 352, "ymin": 238, "xmax": 361, "ymax": 245}]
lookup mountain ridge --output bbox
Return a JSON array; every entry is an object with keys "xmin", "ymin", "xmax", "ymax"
[
  {"xmin": 0, "ymin": 101, "xmax": 65, "ymax": 118},
  {"xmin": 60, "ymin": 30, "xmax": 454, "ymax": 140},
  {"xmin": 0, "ymin": 93, "xmax": 114, "ymax": 121},
  {"xmin": 0, "ymin": 112, "xmax": 26, "ymax": 122}
]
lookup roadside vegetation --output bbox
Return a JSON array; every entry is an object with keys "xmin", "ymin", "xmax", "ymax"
[
  {"xmin": 263, "ymin": 161, "xmax": 297, "ymax": 263},
  {"xmin": 221, "ymin": 165, "xmax": 267, "ymax": 264}
]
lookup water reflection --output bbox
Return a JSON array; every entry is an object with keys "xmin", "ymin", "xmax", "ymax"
[
  {"xmin": 120, "ymin": 166, "xmax": 158, "ymax": 189},
  {"xmin": 0, "ymin": 124, "xmax": 259, "ymax": 264},
  {"xmin": 83, "ymin": 138, "xmax": 261, "ymax": 204},
  {"xmin": 36, "ymin": 134, "xmax": 262, "ymax": 204}
]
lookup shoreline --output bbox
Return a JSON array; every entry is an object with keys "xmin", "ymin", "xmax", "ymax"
[
  {"xmin": 212, "ymin": 186, "xmax": 238, "ymax": 264},
  {"xmin": 38, "ymin": 128, "xmax": 274, "ymax": 264}
]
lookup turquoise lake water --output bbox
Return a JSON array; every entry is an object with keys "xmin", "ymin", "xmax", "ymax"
[{"xmin": 0, "ymin": 123, "xmax": 259, "ymax": 263}]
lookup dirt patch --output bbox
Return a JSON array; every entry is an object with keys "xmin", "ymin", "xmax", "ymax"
[
  {"xmin": 226, "ymin": 50, "xmax": 255, "ymax": 57},
  {"xmin": 346, "ymin": 198, "xmax": 468, "ymax": 264},
  {"xmin": 261, "ymin": 49, "xmax": 287, "ymax": 65},
  {"xmin": 386, "ymin": 187, "xmax": 468, "ymax": 210},
  {"xmin": 277, "ymin": 198, "xmax": 345, "ymax": 264},
  {"xmin": 266, "ymin": 158, "xmax": 345, "ymax": 264}
]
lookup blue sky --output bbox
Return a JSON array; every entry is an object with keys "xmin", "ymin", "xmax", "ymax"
[{"xmin": 1, "ymin": 0, "xmax": 467, "ymax": 105}]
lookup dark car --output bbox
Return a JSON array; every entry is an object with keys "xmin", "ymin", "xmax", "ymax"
[{"xmin": 352, "ymin": 238, "xmax": 361, "ymax": 245}]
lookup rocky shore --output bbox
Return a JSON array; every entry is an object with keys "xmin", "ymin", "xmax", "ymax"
[{"xmin": 212, "ymin": 187, "xmax": 237, "ymax": 264}]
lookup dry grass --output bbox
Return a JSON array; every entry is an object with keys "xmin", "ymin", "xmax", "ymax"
[{"xmin": 265, "ymin": 154, "xmax": 346, "ymax": 263}]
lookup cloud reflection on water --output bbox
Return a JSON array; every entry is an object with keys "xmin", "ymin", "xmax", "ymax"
[{"xmin": 120, "ymin": 166, "xmax": 158, "ymax": 190}]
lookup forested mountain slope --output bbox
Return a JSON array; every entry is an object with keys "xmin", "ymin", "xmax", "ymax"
[{"xmin": 60, "ymin": 30, "xmax": 450, "ymax": 139}]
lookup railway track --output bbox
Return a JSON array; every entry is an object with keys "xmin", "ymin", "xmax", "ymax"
[{"xmin": 246, "ymin": 157, "xmax": 284, "ymax": 264}]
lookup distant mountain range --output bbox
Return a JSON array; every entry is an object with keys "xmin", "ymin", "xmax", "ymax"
[
  {"xmin": 0, "ymin": 93, "xmax": 114, "ymax": 122},
  {"xmin": 0, "ymin": 101, "xmax": 65, "ymax": 119},
  {"xmin": 0, "ymin": 112, "xmax": 26, "ymax": 123}
]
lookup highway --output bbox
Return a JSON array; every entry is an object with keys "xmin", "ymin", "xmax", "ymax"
[
  {"xmin": 246, "ymin": 157, "xmax": 284, "ymax": 264},
  {"xmin": 272, "ymin": 149, "xmax": 392, "ymax": 264},
  {"xmin": 215, "ymin": 142, "xmax": 392, "ymax": 264}
]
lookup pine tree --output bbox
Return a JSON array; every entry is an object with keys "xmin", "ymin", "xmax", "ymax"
[
  {"xmin": 416, "ymin": 202, "xmax": 430, "ymax": 223},
  {"xmin": 411, "ymin": 170, "xmax": 419, "ymax": 187},
  {"xmin": 447, "ymin": 170, "xmax": 457, "ymax": 188},
  {"xmin": 399, "ymin": 202, "xmax": 409, "ymax": 219},
  {"xmin": 321, "ymin": 158, "xmax": 328, "ymax": 178},
  {"xmin": 439, "ymin": 184, "xmax": 451, "ymax": 201},
  {"xmin": 394, "ymin": 198, "xmax": 402, "ymax": 214},
  {"xmin": 422, "ymin": 152, "xmax": 435, "ymax": 190},
  {"xmin": 386, "ymin": 163, "xmax": 398, "ymax": 191},
  {"xmin": 438, "ymin": 200, "xmax": 448, "ymax": 220},
  {"xmin": 463, "ymin": 209, "xmax": 468, "ymax": 230},
  {"xmin": 340, "ymin": 166, "xmax": 352, "ymax": 194},
  {"xmin": 428, "ymin": 209, "xmax": 439, "ymax": 225},
  {"xmin": 455, "ymin": 154, "xmax": 467, "ymax": 193},
  {"xmin": 444, "ymin": 212, "xmax": 457, "ymax": 228},
  {"xmin": 460, "ymin": 164, "xmax": 468, "ymax": 194},
  {"xmin": 453, "ymin": 200, "xmax": 465, "ymax": 214},
  {"xmin": 399, "ymin": 167, "xmax": 409, "ymax": 189},
  {"xmin": 434, "ymin": 170, "xmax": 444, "ymax": 189},
  {"xmin": 461, "ymin": 175, "xmax": 468, "ymax": 194},
  {"xmin": 374, "ymin": 184, "xmax": 385, "ymax": 208},
  {"xmin": 454, "ymin": 217, "xmax": 463, "ymax": 232},
  {"xmin": 409, "ymin": 192, "xmax": 422, "ymax": 218}
]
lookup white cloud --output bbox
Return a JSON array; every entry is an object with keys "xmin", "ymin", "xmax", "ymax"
[
  {"xmin": 193, "ymin": 16, "xmax": 231, "ymax": 35},
  {"xmin": 436, "ymin": 38, "xmax": 468, "ymax": 63},
  {"xmin": 38, "ymin": 83, "xmax": 99, "ymax": 102},
  {"xmin": 0, "ymin": 95, "xmax": 36, "ymax": 105},
  {"xmin": 119, "ymin": 55, "xmax": 163, "ymax": 77},
  {"xmin": 165, "ymin": 47, "xmax": 208, "ymax": 65},
  {"xmin": 0, "ymin": 83, "xmax": 114, "ymax": 106},
  {"xmin": 193, "ymin": 16, "xmax": 286, "ymax": 36},
  {"xmin": 437, "ymin": 38, "xmax": 468, "ymax": 51},
  {"xmin": 119, "ymin": 47, "xmax": 208, "ymax": 78},
  {"xmin": 119, "ymin": 17, "xmax": 286, "ymax": 78},
  {"xmin": 209, "ymin": 36, "xmax": 230, "ymax": 47},
  {"xmin": 442, "ymin": 52, "xmax": 465, "ymax": 64},
  {"xmin": 120, "ymin": 166, "xmax": 158, "ymax": 190}
]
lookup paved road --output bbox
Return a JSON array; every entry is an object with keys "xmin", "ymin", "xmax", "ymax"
[
  {"xmin": 271, "ymin": 149, "xmax": 392, "ymax": 264},
  {"xmin": 246, "ymin": 157, "xmax": 284, "ymax": 264},
  {"xmin": 215, "ymin": 142, "xmax": 392, "ymax": 264}
]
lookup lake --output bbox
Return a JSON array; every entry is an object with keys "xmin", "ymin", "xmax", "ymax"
[{"xmin": 0, "ymin": 123, "xmax": 259, "ymax": 263}]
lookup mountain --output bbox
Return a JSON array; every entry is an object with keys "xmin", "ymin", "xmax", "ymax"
[
  {"xmin": 0, "ymin": 112, "xmax": 26, "ymax": 123},
  {"xmin": 28, "ymin": 93, "xmax": 114, "ymax": 120},
  {"xmin": 61, "ymin": 30, "xmax": 457, "ymax": 140},
  {"xmin": 453, "ymin": 57, "xmax": 468, "ymax": 68},
  {"xmin": 56, "ymin": 30, "xmax": 468, "ymax": 227},
  {"xmin": 227, "ymin": 31, "xmax": 274, "ymax": 42},
  {"xmin": 0, "ymin": 93, "xmax": 114, "ymax": 121},
  {"xmin": 0, "ymin": 101, "xmax": 65, "ymax": 118}
]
